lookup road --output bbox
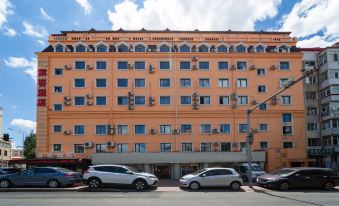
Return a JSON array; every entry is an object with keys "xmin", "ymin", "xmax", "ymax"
[{"xmin": 0, "ymin": 188, "xmax": 338, "ymax": 206}]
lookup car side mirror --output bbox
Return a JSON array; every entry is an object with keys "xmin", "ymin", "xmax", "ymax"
[
  {"xmin": 294, "ymin": 173, "xmax": 300, "ymax": 177},
  {"xmin": 200, "ymin": 173, "xmax": 207, "ymax": 177}
]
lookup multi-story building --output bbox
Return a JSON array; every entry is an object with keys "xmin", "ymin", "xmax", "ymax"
[
  {"xmin": 11, "ymin": 148, "xmax": 23, "ymax": 160},
  {"xmin": 36, "ymin": 29, "xmax": 308, "ymax": 179},
  {"xmin": 318, "ymin": 43, "xmax": 339, "ymax": 168}
]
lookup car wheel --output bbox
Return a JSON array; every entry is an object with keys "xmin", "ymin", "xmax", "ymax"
[
  {"xmin": 230, "ymin": 181, "xmax": 241, "ymax": 191},
  {"xmin": 133, "ymin": 179, "xmax": 147, "ymax": 191},
  {"xmin": 243, "ymin": 176, "xmax": 249, "ymax": 182},
  {"xmin": 324, "ymin": 182, "xmax": 334, "ymax": 190},
  {"xmin": 0, "ymin": 179, "xmax": 11, "ymax": 188},
  {"xmin": 279, "ymin": 182, "xmax": 290, "ymax": 191},
  {"xmin": 47, "ymin": 179, "xmax": 59, "ymax": 188},
  {"xmin": 88, "ymin": 177, "xmax": 102, "ymax": 188},
  {"xmin": 189, "ymin": 181, "xmax": 200, "ymax": 190}
]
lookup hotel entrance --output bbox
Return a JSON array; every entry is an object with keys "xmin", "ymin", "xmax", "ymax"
[{"xmin": 154, "ymin": 164, "xmax": 171, "ymax": 179}]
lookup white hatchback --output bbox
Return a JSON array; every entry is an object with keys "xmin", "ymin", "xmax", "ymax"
[
  {"xmin": 83, "ymin": 165, "xmax": 158, "ymax": 190},
  {"xmin": 179, "ymin": 168, "xmax": 243, "ymax": 190}
]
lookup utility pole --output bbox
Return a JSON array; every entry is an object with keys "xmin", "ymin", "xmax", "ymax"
[{"xmin": 246, "ymin": 67, "xmax": 316, "ymax": 188}]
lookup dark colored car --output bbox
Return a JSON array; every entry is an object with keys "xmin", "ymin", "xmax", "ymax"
[
  {"xmin": 0, "ymin": 167, "xmax": 22, "ymax": 175},
  {"xmin": 257, "ymin": 167, "xmax": 339, "ymax": 191},
  {"xmin": 0, "ymin": 167, "xmax": 82, "ymax": 188}
]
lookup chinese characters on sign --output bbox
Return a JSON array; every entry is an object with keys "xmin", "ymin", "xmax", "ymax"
[
  {"xmin": 37, "ymin": 68, "xmax": 47, "ymax": 106},
  {"xmin": 36, "ymin": 153, "xmax": 75, "ymax": 159}
]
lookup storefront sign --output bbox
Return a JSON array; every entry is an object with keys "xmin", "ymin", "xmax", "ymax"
[
  {"xmin": 37, "ymin": 152, "xmax": 75, "ymax": 159},
  {"xmin": 37, "ymin": 67, "xmax": 47, "ymax": 106},
  {"xmin": 308, "ymin": 148, "xmax": 333, "ymax": 156}
]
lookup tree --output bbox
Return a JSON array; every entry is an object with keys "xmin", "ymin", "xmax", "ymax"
[{"xmin": 23, "ymin": 132, "xmax": 36, "ymax": 159}]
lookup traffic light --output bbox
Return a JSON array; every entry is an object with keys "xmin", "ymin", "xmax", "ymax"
[{"xmin": 3, "ymin": 133, "xmax": 10, "ymax": 141}]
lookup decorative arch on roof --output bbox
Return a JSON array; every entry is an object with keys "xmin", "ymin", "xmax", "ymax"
[
  {"xmin": 73, "ymin": 42, "xmax": 88, "ymax": 52},
  {"xmin": 178, "ymin": 41, "xmax": 192, "ymax": 52},
  {"xmin": 277, "ymin": 43, "xmax": 291, "ymax": 53},
  {"xmin": 234, "ymin": 42, "xmax": 248, "ymax": 53},
  {"xmin": 157, "ymin": 42, "xmax": 172, "ymax": 52},
  {"xmin": 52, "ymin": 42, "xmax": 66, "ymax": 52},
  {"xmin": 216, "ymin": 43, "xmax": 229, "ymax": 52},
  {"xmin": 196, "ymin": 42, "xmax": 210, "ymax": 52},
  {"xmin": 115, "ymin": 42, "xmax": 130, "ymax": 52},
  {"xmin": 94, "ymin": 41, "xmax": 109, "ymax": 52},
  {"xmin": 133, "ymin": 42, "xmax": 147, "ymax": 52},
  {"xmin": 254, "ymin": 43, "xmax": 267, "ymax": 53}
]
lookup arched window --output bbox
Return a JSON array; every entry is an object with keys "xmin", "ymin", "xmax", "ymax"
[
  {"xmin": 198, "ymin": 45, "xmax": 209, "ymax": 52},
  {"xmin": 179, "ymin": 44, "xmax": 190, "ymax": 52},
  {"xmin": 278, "ymin": 45, "xmax": 289, "ymax": 53},
  {"xmin": 217, "ymin": 45, "xmax": 227, "ymax": 52},
  {"xmin": 75, "ymin": 45, "xmax": 86, "ymax": 52},
  {"xmin": 236, "ymin": 45, "xmax": 246, "ymax": 53},
  {"xmin": 256, "ymin": 45, "xmax": 265, "ymax": 53},
  {"xmin": 135, "ymin": 44, "xmax": 146, "ymax": 52},
  {"xmin": 118, "ymin": 44, "xmax": 129, "ymax": 52},
  {"xmin": 97, "ymin": 44, "xmax": 107, "ymax": 52},
  {"xmin": 160, "ymin": 45, "xmax": 170, "ymax": 52},
  {"xmin": 55, "ymin": 45, "xmax": 64, "ymax": 52}
]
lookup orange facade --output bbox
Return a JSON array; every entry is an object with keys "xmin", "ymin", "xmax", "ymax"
[{"xmin": 36, "ymin": 29, "xmax": 307, "ymax": 173}]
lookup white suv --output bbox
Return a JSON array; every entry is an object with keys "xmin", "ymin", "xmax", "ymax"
[
  {"xmin": 83, "ymin": 165, "xmax": 159, "ymax": 190},
  {"xmin": 179, "ymin": 168, "xmax": 243, "ymax": 190}
]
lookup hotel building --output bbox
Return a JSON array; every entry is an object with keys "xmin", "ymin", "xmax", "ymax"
[{"xmin": 36, "ymin": 29, "xmax": 308, "ymax": 178}]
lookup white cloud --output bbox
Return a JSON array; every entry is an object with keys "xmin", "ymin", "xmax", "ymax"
[
  {"xmin": 10, "ymin": 119, "xmax": 36, "ymax": 132},
  {"xmin": 279, "ymin": 0, "xmax": 339, "ymax": 47},
  {"xmin": 3, "ymin": 26, "xmax": 16, "ymax": 37},
  {"xmin": 11, "ymin": 105, "xmax": 18, "ymax": 109},
  {"xmin": 4, "ymin": 57, "xmax": 37, "ymax": 81},
  {"xmin": 107, "ymin": 0, "xmax": 281, "ymax": 30},
  {"xmin": 76, "ymin": 0, "xmax": 92, "ymax": 15},
  {"xmin": 40, "ymin": 7, "xmax": 54, "ymax": 21},
  {"xmin": 0, "ymin": 0, "xmax": 13, "ymax": 27},
  {"xmin": 22, "ymin": 21, "xmax": 48, "ymax": 39}
]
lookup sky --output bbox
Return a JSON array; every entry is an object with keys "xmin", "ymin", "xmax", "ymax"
[{"xmin": 0, "ymin": 0, "xmax": 338, "ymax": 148}]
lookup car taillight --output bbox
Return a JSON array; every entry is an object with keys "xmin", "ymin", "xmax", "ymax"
[
  {"xmin": 83, "ymin": 170, "xmax": 89, "ymax": 174},
  {"xmin": 64, "ymin": 173, "xmax": 75, "ymax": 177}
]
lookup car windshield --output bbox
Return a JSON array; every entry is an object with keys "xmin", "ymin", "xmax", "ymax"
[
  {"xmin": 272, "ymin": 169, "xmax": 296, "ymax": 177},
  {"xmin": 56, "ymin": 168, "xmax": 75, "ymax": 173},
  {"xmin": 191, "ymin": 169, "xmax": 208, "ymax": 175},
  {"xmin": 251, "ymin": 166, "xmax": 263, "ymax": 171},
  {"xmin": 126, "ymin": 167, "xmax": 140, "ymax": 173}
]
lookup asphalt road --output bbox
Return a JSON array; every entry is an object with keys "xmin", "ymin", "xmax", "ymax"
[{"xmin": 0, "ymin": 188, "xmax": 338, "ymax": 206}]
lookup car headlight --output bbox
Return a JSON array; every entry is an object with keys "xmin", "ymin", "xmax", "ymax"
[
  {"xmin": 180, "ymin": 177, "xmax": 188, "ymax": 181},
  {"xmin": 266, "ymin": 179, "xmax": 278, "ymax": 183},
  {"xmin": 148, "ymin": 175, "xmax": 156, "ymax": 179}
]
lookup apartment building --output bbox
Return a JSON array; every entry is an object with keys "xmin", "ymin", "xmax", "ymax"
[{"xmin": 36, "ymin": 29, "xmax": 307, "ymax": 178}]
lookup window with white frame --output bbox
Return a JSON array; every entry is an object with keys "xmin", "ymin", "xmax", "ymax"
[
  {"xmin": 54, "ymin": 86, "xmax": 63, "ymax": 93},
  {"xmin": 160, "ymin": 78, "xmax": 170, "ymax": 87},
  {"xmin": 257, "ymin": 68, "xmax": 265, "ymax": 76},
  {"xmin": 237, "ymin": 61, "xmax": 247, "ymax": 70},
  {"xmin": 135, "ymin": 125, "xmax": 146, "ymax": 135},
  {"xmin": 160, "ymin": 125, "xmax": 171, "ymax": 134},
  {"xmin": 219, "ymin": 96, "xmax": 230, "ymax": 105},
  {"xmin": 257, "ymin": 85, "xmax": 266, "ymax": 93},
  {"xmin": 238, "ymin": 124, "xmax": 248, "ymax": 133},
  {"xmin": 281, "ymin": 96, "xmax": 291, "ymax": 105},
  {"xmin": 237, "ymin": 96, "xmax": 248, "ymax": 105},
  {"xmin": 74, "ymin": 125, "xmax": 85, "ymax": 135},
  {"xmin": 180, "ymin": 78, "xmax": 191, "ymax": 87},
  {"xmin": 237, "ymin": 79, "xmax": 247, "ymax": 87},
  {"xmin": 117, "ymin": 125, "xmax": 128, "ymax": 135},
  {"xmin": 200, "ymin": 96, "xmax": 210, "ymax": 105},
  {"xmin": 200, "ymin": 124, "xmax": 211, "ymax": 134},
  {"xmin": 96, "ymin": 125, "xmax": 107, "ymax": 135},
  {"xmin": 259, "ymin": 123, "xmax": 268, "ymax": 131},
  {"xmin": 199, "ymin": 78, "xmax": 210, "ymax": 87},
  {"xmin": 117, "ymin": 144, "xmax": 128, "ymax": 153},
  {"xmin": 218, "ymin": 79, "xmax": 229, "ymax": 87},
  {"xmin": 220, "ymin": 124, "xmax": 230, "ymax": 134},
  {"xmin": 181, "ymin": 124, "xmax": 192, "ymax": 134}
]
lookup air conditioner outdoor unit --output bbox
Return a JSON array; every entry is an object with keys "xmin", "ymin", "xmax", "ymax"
[
  {"xmin": 64, "ymin": 96, "xmax": 71, "ymax": 101},
  {"xmin": 86, "ymin": 94, "xmax": 93, "ymax": 99},
  {"xmin": 64, "ymin": 101, "xmax": 71, "ymax": 106},
  {"xmin": 128, "ymin": 91, "xmax": 134, "ymax": 96},
  {"xmin": 149, "ymin": 65, "xmax": 155, "ymax": 73},
  {"xmin": 86, "ymin": 65, "xmax": 93, "ymax": 70},
  {"xmin": 150, "ymin": 128, "xmax": 157, "ymax": 134},
  {"xmin": 271, "ymin": 96, "xmax": 278, "ymax": 105},
  {"xmin": 213, "ymin": 142, "xmax": 220, "ymax": 146},
  {"xmin": 192, "ymin": 65, "xmax": 198, "ymax": 70},
  {"xmin": 212, "ymin": 129, "xmax": 219, "ymax": 134},
  {"xmin": 193, "ymin": 104, "xmax": 199, "ymax": 110},
  {"xmin": 270, "ymin": 65, "xmax": 277, "ymax": 70},
  {"xmin": 128, "ymin": 105, "xmax": 134, "ymax": 110},
  {"xmin": 64, "ymin": 130, "xmax": 71, "ymax": 135},
  {"xmin": 66, "ymin": 48, "xmax": 71, "ymax": 52},
  {"xmin": 251, "ymin": 100, "xmax": 257, "ymax": 105},
  {"xmin": 107, "ymin": 141, "xmax": 116, "ymax": 147},
  {"xmin": 230, "ymin": 65, "xmax": 236, "ymax": 70},
  {"xmin": 232, "ymin": 142, "xmax": 239, "ymax": 147},
  {"xmin": 192, "ymin": 56, "xmax": 198, "ymax": 62},
  {"xmin": 173, "ymin": 129, "xmax": 180, "ymax": 134},
  {"xmin": 84, "ymin": 142, "xmax": 93, "ymax": 148},
  {"xmin": 64, "ymin": 64, "xmax": 72, "ymax": 70},
  {"xmin": 231, "ymin": 93, "xmax": 237, "ymax": 100},
  {"xmin": 87, "ymin": 101, "xmax": 93, "ymax": 105},
  {"xmin": 128, "ymin": 64, "xmax": 134, "ymax": 69},
  {"xmin": 249, "ymin": 65, "xmax": 256, "ymax": 70},
  {"xmin": 149, "ymin": 96, "xmax": 155, "ymax": 106}
]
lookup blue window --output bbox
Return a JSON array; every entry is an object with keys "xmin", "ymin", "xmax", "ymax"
[
  {"xmin": 160, "ymin": 45, "xmax": 170, "ymax": 52},
  {"xmin": 53, "ymin": 125, "xmax": 62, "ymax": 132},
  {"xmin": 75, "ymin": 45, "xmax": 86, "ymax": 52},
  {"xmin": 135, "ymin": 143, "xmax": 146, "ymax": 152},
  {"xmin": 54, "ymin": 68, "xmax": 63, "ymax": 75},
  {"xmin": 54, "ymin": 104, "xmax": 62, "ymax": 111},
  {"xmin": 237, "ymin": 61, "xmax": 247, "ymax": 70},
  {"xmin": 135, "ymin": 45, "xmax": 146, "ymax": 52},
  {"xmin": 236, "ymin": 45, "xmax": 246, "ymax": 52},
  {"xmin": 117, "ymin": 61, "xmax": 128, "ymax": 70},
  {"xmin": 160, "ymin": 61, "xmax": 170, "ymax": 70},
  {"xmin": 96, "ymin": 61, "xmax": 107, "ymax": 70},
  {"xmin": 199, "ymin": 61, "xmax": 209, "ymax": 70},
  {"xmin": 282, "ymin": 113, "xmax": 292, "ymax": 122},
  {"xmin": 117, "ymin": 96, "xmax": 128, "ymax": 105},
  {"xmin": 280, "ymin": 61, "xmax": 290, "ymax": 70},
  {"xmin": 118, "ymin": 45, "xmax": 129, "ymax": 52},
  {"xmin": 55, "ymin": 45, "xmax": 63, "ymax": 52},
  {"xmin": 160, "ymin": 79, "xmax": 170, "ymax": 87},
  {"xmin": 117, "ymin": 79, "xmax": 128, "ymax": 88},
  {"xmin": 160, "ymin": 96, "xmax": 170, "ymax": 105},
  {"xmin": 256, "ymin": 45, "xmax": 265, "ymax": 53},
  {"xmin": 220, "ymin": 124, "xmax": 230, "ymax": 134},
  {"xmin": 180, "ymin": 78, "xmax": 191, "ymax": 87},
  {"xmin": 259, "ymin": 103, "xmax": 267, "ymax": 110},
  {"xmin": 198, "ymin": 45, "xmax": 209, "ymax": 52},
  {"xmin": 75, "ymin": 61, "xmax": 85, "ymax": 70},
  {"xmin": 180, "ymin": 61, "xmax": 190, "ymax": 70},
  {"xmin": 74, "ymin": 125, "xmax": 85, "ymax": 135},
  {"xmin": 135, "ymin": 125, "xmax": 146, "ymax": 135},
  {"xmin": 217, "ymin": 46, "xmax": 227, "ymax": 52},
  {"xmin": 74, "ymin": 96, "xmax": 85, "ymax": 106},
  {"xmin": 96, "ymin": 96, "xmax": 106, "ymax": 106},
  {"xmin": 218, "ymin": 61, "xmax": 228, "ymax": 70},
  {"xmin": 74, "ymin": 79, "xmax": 85, "ymax": 88},
  {"xmin": 135, "ymin": 96, "xmax": 145, "ymax": 105},
  {"xmin": 96, "ymin": 125, "xmax": 107, "ymax": 135},
  {"xmin": 181, "ymin": 96, "xmax": 191, "ymax": 105},
  {"xmin": 181, "ymin": 124, "xmax": 192, "ymax": 134},
  {"xmin": 96, "ymin": 79, "xmax": 106, "ymax": 88},
  {"xmin": 135, "ymin": 61, "xmax": 145, "ymax": 70},
  {"xmin": 134, "ymin": 78, "xmax": 145, "ymax": 88},
  {"xmin": 239, "ymin": 124, "xmax": 248, "ymax": 133},
  {"xmin": 179, "ymin": 45, "xmax": 190, "ymax": 52},
  {"xmin": 97, "ymin": 45, "xmax": 107, "ymax": 52}
]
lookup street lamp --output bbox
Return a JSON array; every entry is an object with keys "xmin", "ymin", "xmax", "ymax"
[{"xmin": 246, "ymin": 67, "xmax": 316, "ymax": 188}]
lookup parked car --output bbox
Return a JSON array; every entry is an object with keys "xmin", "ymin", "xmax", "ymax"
[
  {"xmin": 83, "ymin": 165, "xmax": 159, "ymax": 190},
  {"xmin": 179, "ymin": 168, "xmax": 243, "ymax": 190},
  {"xmin": 0, "ymin": 167, "xmax": 22, "ymax": 175},
  {"xmin": 233, "ymin": 163, "xmax": 266, "ymax": 182},
  {"xmin": 0, "ymin": 167, "xmax": 82, "ymax": 188},
  {"xmin": 257, "ymin": 167, "xmax": 339, "ymax": 191}
]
